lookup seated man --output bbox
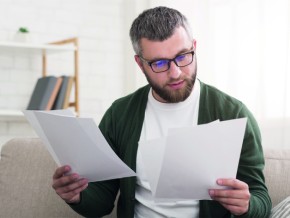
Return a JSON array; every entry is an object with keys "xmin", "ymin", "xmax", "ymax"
[{"xmin": 52, "ymin": 6, "xmax": 272, "ymax": 218}]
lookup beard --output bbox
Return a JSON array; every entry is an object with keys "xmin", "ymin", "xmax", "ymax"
[{"xmin": 144, "ymin": 67, "xmax": 197, "ymax": 103}]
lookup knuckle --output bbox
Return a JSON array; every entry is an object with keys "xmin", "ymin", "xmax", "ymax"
[
  {"xmin": 55, "ymin": 189, "xmax": 62, "ymax": 196},
  {"xmin": 78, "ymin": 179, "xmax": 85, "ymax": 186},
  {"xmin": 66, "ymin": 183, "xmax": 76, "ymax": 192},
  {"xmin": 53, "ymin": 168, "xmax": 62, "ymax": 178},
  {"xmin": 72, "ymin": 189, "xmax": 79, "ymax": 195},
  {"xmin": 233, "ymin": 179, "xmax": 239, "ymax": 186},
  {"xmin": 245, "ymin": 191, "xmax": 251, "ymax": 200},
  {"xmin": 236, "ymin": 208, "xmax": 243, "ymax": 215},
  {"xmin": 63, "ymin": 186, "xmax": 70, "ymax": 193}
]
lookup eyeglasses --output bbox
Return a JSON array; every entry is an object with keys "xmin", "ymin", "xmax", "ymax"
[{"xmin": 139, "ymin": 50, "xmax": 195, "ymax": 73}]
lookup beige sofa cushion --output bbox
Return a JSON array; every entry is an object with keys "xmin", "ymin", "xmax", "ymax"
[
  {"xmin": 0, "ymin": 138, "xmax": 81, "ymax": 218},
  {"xmin": 264, "ymin": 148, "xmax": 290, "ymax": 207}
]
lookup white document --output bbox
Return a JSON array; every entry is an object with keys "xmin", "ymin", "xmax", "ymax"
[
  {"xmin": 139, "ymin": 118, "xmax": 247, "ymax": 200},
  {"xmin": 23, "ymin": 110, "xmax": 136, "ymax": 182},
  {"xmin": 23, "ymin": 109, "xmax": 75, "ymax": 165},
  {"xmin": 138, "ymin": 137, "xmax": 167, "ymax": 195}
]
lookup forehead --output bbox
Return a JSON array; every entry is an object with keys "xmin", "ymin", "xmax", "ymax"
[{"xmin": 140, "ymin": 26, "xmax": 193, "ymax": 59}]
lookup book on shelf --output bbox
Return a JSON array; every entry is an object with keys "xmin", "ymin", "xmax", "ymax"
[
  {"xmin": 27, "ymin": 76, "xmax": 63, "ymax": 110},
  {"xmin": 52, "ymin": 76, "xmax": 74, "ymax": 110},
  {"xmin": 63, "ymin": 76, "xmax": 74, "ymax": 108}
]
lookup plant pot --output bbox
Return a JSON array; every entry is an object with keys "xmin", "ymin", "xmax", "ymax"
[{"xmin": 13, "ymin": 32, "xmax": 31, "ymax": 42}]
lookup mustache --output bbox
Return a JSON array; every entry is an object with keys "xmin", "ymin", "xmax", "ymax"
[
  {"xmin": 167, "ymin": 76, "xmax": 184, "ymax": 83},
  {"xmin": 166, "ymin": 76, "xmax": 191, "ymax": 84}
]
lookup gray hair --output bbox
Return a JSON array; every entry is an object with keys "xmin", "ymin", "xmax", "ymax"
[{"xmin": 129, "ymin": 6, "xmax": 193, "ymax": 56}]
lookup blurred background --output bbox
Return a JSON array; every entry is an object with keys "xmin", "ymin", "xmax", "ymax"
[{"xmin": 0, "ymin": 0, "xmax": 289, "ymax": 148}]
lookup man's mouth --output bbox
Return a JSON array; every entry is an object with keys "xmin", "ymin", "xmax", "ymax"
[{"xmin": 168, "ymin": 80, "xmax": 185, "ymax": 89}]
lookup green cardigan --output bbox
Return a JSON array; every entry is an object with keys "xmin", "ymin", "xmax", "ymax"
[{"xmin": 70, "ymin": 82, "xmax": 271, "ymax": 218}]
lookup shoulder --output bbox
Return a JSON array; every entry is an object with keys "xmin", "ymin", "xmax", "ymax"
[
  {"xmin": 108, "ymin": 85, "xmax": 150, "ymax": 118},
  {"xmin": 200, "ymin": 81, "xmax": 244, "ymax": 109},
  {"xmin": 199, "ymin": 81, "xmax": 252, "ymax": 122},
  {"xmin": 99, "ymin": 85, "xmax": 150, "ymax": 129},
  {"xmin": 111, "ymin": 85, "xmax": 150, "ymax": 109},
  {"xmin": 99, "ymin": 85, "xmax": 150, "ymax": 151}
]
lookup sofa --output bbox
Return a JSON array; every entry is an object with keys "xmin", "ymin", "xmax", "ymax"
[{"xmin": 0, "ymin": 137, "xmax": 289, "ymax": 217}]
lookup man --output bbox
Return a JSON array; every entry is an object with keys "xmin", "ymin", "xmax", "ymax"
[{"xmin": 52, "ymin": 6, "xmax": 271, "ymax": 218}]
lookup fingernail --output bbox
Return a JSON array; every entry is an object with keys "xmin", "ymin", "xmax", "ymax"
[
  {"xmin": 72, "ymin": 174, "xmax": 79, "ymax": 180},
  {"xmin": 217, "ymin": 179, "xmax": 222, "ymax": 185},
  {"xmin": 209, "ymin": 190, "xmax": 214, "ymax": 196},
  {"xmin": 81, "ymin": 179, "xmax": 88, "ymax": 185}
]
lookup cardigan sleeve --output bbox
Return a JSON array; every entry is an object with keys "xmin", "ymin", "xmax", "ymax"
[{"xmin": 234, "ymin": 105, "xmax": 272, "ymax": 218}]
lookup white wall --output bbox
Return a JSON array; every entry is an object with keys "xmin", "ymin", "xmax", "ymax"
[
  {"xmin": 0, "ymin": 0, "xmax": 137, "ymax": 138},
  {"xmin": 147, "ymin": 0, "xmax": 290, "ymax": 148},
  {"xmin": 0, "ymin": 0, "xmax": 289, "ymax": 148}
]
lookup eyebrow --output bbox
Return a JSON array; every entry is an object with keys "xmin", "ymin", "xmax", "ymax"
[{"xmin": 144, "ymin": 46, "xmax": 194, "ymax": 62}]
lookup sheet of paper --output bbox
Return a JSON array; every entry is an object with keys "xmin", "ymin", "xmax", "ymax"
[
  {"xmin": 138, "ymin": 137, "xmax": 166, "ymax": 195},
  {"xmin": 138, "ymin": 120, "xmax": 220, "ymax": 199},
  {"xmin": 22, "ymin": 109, "xmax": 75, "ymax": 166},
  {"xmin": 140, "ymin": 118, "xmax": 247, "ymax": 200},
  {"xmin": 23, "ymin": 110, "xmax": 136, "ymax": 182}
]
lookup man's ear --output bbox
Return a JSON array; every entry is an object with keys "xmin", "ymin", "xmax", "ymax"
[
  {"xmin": 193, "ymin": 39, "xmax": 197, "ymax": 50},
  {"xmin": 135, "ymin": 55, "xmax": 144, "ymax": 71}
]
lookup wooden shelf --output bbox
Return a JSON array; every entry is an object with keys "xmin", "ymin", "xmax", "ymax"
[
  {"xmin": 0, "ymin": 37, "xmax": 79, "ymax": 116},
  {"xmin": 0, "ymin": 41, "xmax": 76, "ymax": 53},
  {"xmin": 0, "ymin": 110, "xmax": 25, "ymax": 122}
]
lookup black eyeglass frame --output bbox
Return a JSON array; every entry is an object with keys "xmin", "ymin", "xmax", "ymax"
[{"xmin": 139, "ymin": 50, "xmax": 195, "ymax": 73}]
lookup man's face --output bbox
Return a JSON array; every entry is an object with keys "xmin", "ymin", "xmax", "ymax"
[{"xmin": 135, "ymin": 26, "xmax": 197, "ymax": 103}]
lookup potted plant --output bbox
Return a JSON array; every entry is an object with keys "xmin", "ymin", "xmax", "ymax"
[{"xmin": 13, "ymin": 27, "xmax": 31, "ymax": 42}]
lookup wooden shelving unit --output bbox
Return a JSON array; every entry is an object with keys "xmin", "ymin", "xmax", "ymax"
[
  {"xmin": 0, "ymin": 37, "xmax": 79, "ymax": 120},
  {"xmin": 44, "ymin": 37, "xmax": 79, "ymax": 113}
]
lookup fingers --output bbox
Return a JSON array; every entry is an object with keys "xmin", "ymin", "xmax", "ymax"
[
  {"xmin": 209, "ymin": 189, "xmax": 250, "ymax": 201},
  {"xmin": 216, "ymin": 178, "xmax": 248, "ymax": 190},
  {"xmin": 210, "ymin": 179, "xmax": 250, "ymax": 199},
  {"xmin": 56, "ymin": 179, "xmax": 88, "ymax": 204},
  {"xmin": 52, "ymin": 165, "xmax": 88, "ymax": 204},
  {"xmin": 53, "ymin": 165, "xmax": 71, "ymax": 179},
  {"xmin": 209, "ymin": 179, "xmax": 250, "ymax": 216}
]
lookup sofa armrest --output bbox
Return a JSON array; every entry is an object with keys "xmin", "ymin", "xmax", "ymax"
[
  {"xmin": 264, "ymin": 147, "xmax": 290, "ymax": 207},
  {"xmin": 0, "ymin": 138, "xmax": 82, "ymax": 218}
]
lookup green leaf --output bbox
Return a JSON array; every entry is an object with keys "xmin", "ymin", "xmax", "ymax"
[{"xmin": 19, "ymin": 27, "xmax": 29, "ymax": 33}]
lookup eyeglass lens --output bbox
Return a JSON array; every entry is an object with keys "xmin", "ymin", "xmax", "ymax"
[{"xmin": 150, "ymin": 52, "xmax": 193, "ymax": 73}]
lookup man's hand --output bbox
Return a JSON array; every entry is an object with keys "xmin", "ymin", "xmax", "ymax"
[
  {"xmin": 52, "ymin": 165, "xmax": 88, "ymax": 204},
  {"xmin": 209, "ymin": 179, "xmax": 251, "ymax": 216}
]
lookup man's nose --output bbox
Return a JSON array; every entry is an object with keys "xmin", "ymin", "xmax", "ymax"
[{"xmin": 168, "ymin": 61, "xmax": 182, "ymax": 79}]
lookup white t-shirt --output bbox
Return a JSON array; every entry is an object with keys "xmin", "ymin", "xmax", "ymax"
[{"xmin": 135, "ymin": 80, "xmax": 201, "ymax": 218}]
